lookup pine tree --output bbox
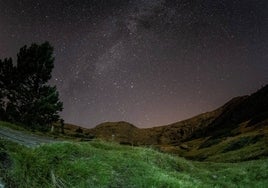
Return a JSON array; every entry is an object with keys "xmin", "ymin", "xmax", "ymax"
[
  {"xmin": 0, "ymin": 42, "xmax": 63, "ymax": 130},
  {"xmin": 0, "ymin": 58, "xmax": 16, "ymax": 120}
]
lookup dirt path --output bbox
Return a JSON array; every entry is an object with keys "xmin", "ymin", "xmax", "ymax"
[{"xmin": 0, "ymin": 126, "xmax": 59, "ymax": 147}]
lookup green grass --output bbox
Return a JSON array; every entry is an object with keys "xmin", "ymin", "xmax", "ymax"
[
  {"xmin": 0, "ymin": 121, "xmax": 27, "ymax": 131},
  {"xmin": 1, "ymin": 139, "xmax": 268, "ymax": 188}
]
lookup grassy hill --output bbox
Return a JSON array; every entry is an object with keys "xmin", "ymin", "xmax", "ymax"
[
  {"xmin": 1, "ymin": 138, "xmax": 268, "ymax": 188},
  {"xmin": 82, "ymin": 106, "xmax": 223, "ymax": 146},
  {"xmin": 77, "ymin": 85, "xmax": 268, "ymax": 162}
]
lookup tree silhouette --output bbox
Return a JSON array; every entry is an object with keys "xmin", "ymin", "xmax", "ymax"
[
  {"xmin": 0, "ymin": 58, "xmax": 16, "ymax": 120},
  {"xmin": 0, "ymin": 42, "xmax": 63, "ymax": 130}
]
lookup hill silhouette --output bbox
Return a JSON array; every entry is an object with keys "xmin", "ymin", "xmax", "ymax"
[{"xmin": 64, "ymin": 85, "xmax": 268, "ymax": 162}]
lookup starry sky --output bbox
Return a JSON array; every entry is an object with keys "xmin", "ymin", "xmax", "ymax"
[{"xmin": 0, "ymin": 0, "xmax": 267, "ymax": 128}]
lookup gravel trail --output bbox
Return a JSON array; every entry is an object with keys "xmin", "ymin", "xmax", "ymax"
[{"xmin": 0, "ymin": 126, "xmax": 58, "ymax": 147}]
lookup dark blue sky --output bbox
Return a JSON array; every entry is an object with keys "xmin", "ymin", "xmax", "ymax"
[{"xmin": 1, "ymin": 0, "xmax": 267, "ymax": 128}]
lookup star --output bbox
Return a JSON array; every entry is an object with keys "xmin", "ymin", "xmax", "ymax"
[{"xmin": 0, "ymin": 0, "xmax": 267, "ymax": 127}]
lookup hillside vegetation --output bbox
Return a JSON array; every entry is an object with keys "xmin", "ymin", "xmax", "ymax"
[
  {"xmin": 79, "ymin": 86, "xmax": 268, "ymax": 162},
  {"xmin": 1, "ymin": 138, "xmax": 268, "ymax": 188}
]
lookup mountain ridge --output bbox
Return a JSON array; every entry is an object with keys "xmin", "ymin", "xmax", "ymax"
[{"xmin": 62, "ymin": 85, "xmax": 268, "ymax": 162}]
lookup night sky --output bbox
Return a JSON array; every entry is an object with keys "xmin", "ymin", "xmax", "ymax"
[{"xmin": 1, "ymin": 0, "xmax": 267, "ymax": 128}]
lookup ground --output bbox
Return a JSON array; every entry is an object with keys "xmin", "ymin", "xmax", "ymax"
[{"xmin": 0, "ymin": 121, "xmax": 268, "ymax": 188}]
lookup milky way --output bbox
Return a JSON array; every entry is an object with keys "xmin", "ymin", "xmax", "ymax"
[{"xmin": 1, "ymin": 0, "xmax": 268, "ymax": 127}]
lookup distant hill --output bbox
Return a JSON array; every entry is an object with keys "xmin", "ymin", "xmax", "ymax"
[
  {"xmin": 85, "ymin": 106, "xmax": 223, "ymax": 146},
  {"xmin": 88, "ymin": 121, "xmax": 139, "ymax": 145},
  {"xmin": 65, "ymin": 85, "xmax": 268, "ymax": 162}
]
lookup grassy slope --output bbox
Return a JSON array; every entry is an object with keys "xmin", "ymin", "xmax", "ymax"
[
  {"xmin": 1, "ymin": 139, "xmax": 268, "ymax": 188},
  {"xmin": 80, "ymin": 92, "xmax": 268, "ymax": 162},
  {"xmin": 84, "ymin": 108, "xmax": 222, "ymax": 146},
  {"xmin": 158, "ymin": 119, "xmax": 268, "ymax": 162},
  {"xmin": 0, "ymin": 121, "xmax": 27, "ymax": 131}
]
